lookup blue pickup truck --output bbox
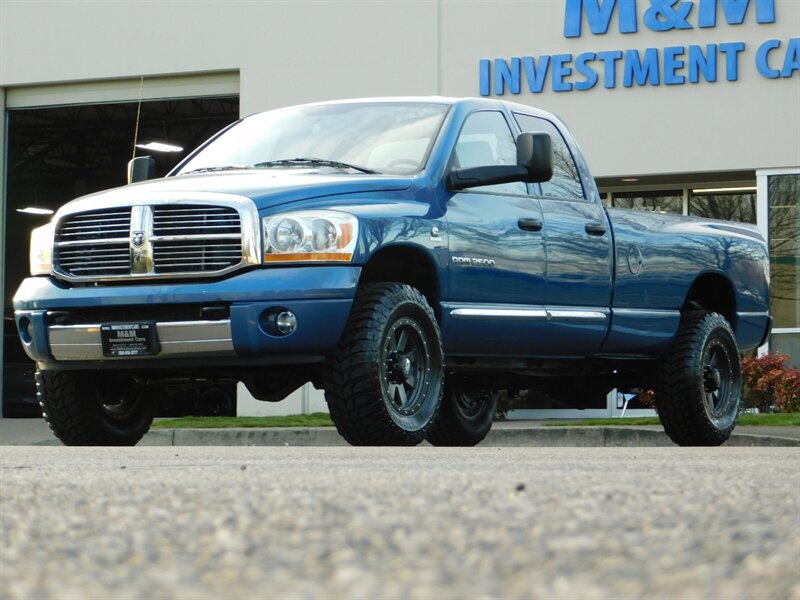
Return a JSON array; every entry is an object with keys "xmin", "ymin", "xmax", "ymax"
[{"xmin": 13, "ymin": 97, "xmax": 771, "ymax": 447}]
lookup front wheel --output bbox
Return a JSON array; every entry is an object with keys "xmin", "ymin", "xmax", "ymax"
[
  {"xmin": 427, "ymin": 379, "xmax": 498, "ymax": 446},
  {"xmin": 37, "ymin": 371, "xmax": 155, "ymax": 446},
  {"xmin": 655, "ymin": 312, "xmax": 742, "ymax": 446},
  {"xmin": 324, "ymin": 283, "xmax": 444, "ymax": 446}
]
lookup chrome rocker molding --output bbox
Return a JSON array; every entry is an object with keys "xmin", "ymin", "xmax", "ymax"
[
  {"xmin": 51, "ymin": 193, "xmax": 261, "ymax": 283},
  {"xmin": 450, "ymin": 306, "xmax": 608, "ymax": 322},
  {"xmin": 48, "ymin": 320, "xmax": 235, "ymax": 361}
]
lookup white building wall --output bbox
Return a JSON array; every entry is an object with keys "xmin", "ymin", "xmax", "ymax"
[
  {"xmin": 2, "ymin": 1, "xmax": 797, "ymax": 178},
  {"xmin": 237, "ymin": 383, "xmax": 327, "ymax": 417},
  {"xmin": 438, "ymin": 0, "xmax": 800, "ymax": 176}
]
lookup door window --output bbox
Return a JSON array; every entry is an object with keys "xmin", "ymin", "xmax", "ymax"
[
  {"xmin": 451, "ymin": 111, "xmax": 526, "ymax": 195},
  {"xmin": 513, "ymin": 113, "xmax": 584, "ymax": 200}
]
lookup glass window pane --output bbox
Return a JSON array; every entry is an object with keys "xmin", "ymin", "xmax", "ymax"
[
  {"xmin": 611, "ymin": 190, "xmax": 683, "ymax": 214},
  {"xmin": 178, "ymin": 102, "xmax": 450, "ymax": 176},
  {"xmin": 768, "ymin": 174, "xmax": 799, "ymax": 329},
  {"xmin": 771, "ymin": 333, "xmax": 800, "ymax": 369},
  {"xmin": 453, "ymin": 111, "xmax": 526, "ymax": 195},
  {"xmin": 689, "ymin": 192, "xmax": 756, "ymax": 224},
  {"xmin": 513, "ymin": 113, "xmax": 584, "ymax": 200}
]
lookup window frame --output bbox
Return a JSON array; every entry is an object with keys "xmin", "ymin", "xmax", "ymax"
[
  {"xmin": 446, "ymin": 109, "xmax": 533, "ymax": 199},
  {"xmin": 512, "ymin": 112, "xmax": 587, "ymax": 202}
]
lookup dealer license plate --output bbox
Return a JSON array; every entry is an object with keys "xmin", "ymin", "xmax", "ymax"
[{"xmin": 100, "ymin": 323, "xmax": 160, "ymax": 357}]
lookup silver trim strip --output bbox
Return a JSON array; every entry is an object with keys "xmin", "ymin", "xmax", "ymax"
[
  {"xmin": 450, "ymin": 307, "xmax": 608, "ymax": 322},
  {"xmin": 451, "ymin": 308, "xmax": 548, "ymax": 320},
  {"xmin": 48, "ymin": 320, "xmax": 235, "ymax": 360},
  {"xmin": 546, "ymin": 310, "xmax": 607, "ymax": 321},
  {"xmin": 612, "ymin": 308, "xmax": 679, "ymax": 318}
]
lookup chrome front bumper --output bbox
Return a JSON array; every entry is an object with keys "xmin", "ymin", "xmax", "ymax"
[{"xmin": 48, "ymin": 320, "xmax": 235, "ymax": 360}]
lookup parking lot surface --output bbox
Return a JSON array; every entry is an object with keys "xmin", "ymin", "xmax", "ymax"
[{"xmin": 2, "ymin": 446, "xmax": 798, "ymax": 599}]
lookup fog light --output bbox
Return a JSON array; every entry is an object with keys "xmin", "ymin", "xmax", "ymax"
[
  {"xmin": 274, "ymin": 311, "xmax": 297, "ymax": 335},
  {"xmin": 18, "ymin": 317, "xmax": 32, "ymax": 343}
]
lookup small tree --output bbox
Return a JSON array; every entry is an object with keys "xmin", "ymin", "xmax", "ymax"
[{"xmin": 742, "ymin": 352, "xmax": 800, "ymax": 413}]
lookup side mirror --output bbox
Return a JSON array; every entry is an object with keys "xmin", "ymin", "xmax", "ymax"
[
  {"xmin": 516, "ymin": 132, "xmax": 553, "ymax": 183},
  {"xmin": 127, "ymin": 156, "xmax": 155, "ymax": 184},
  {"xmin": 446, "ymin": 132, "xmax": 554, "ymax": 191}
]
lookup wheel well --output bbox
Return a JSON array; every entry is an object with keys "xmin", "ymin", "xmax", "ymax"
[
  {"xmin": 359, "ymin": 246, "xmax": 440, "ymax": 316},
  {"xmin": 682, "ymin": 273, "xmax": 737, "ymax": 331}
]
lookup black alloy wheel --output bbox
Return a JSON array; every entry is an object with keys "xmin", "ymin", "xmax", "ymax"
[
  {"xmin": 37, "ymin": 371, "xmax": 155, "ymax": 446},
  {"xmin": 427, "ymin": 378, "xmax": 498, "ymax": 447},
  {"xmin": 325, "ymin": 283, "xmax": 444, "ymax": 446},
  {"xmin": 655, "ymin": 311, "xmax": 742, "ymax": 446}
]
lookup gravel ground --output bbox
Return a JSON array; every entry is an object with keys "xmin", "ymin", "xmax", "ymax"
[{"xmin": 1, "ymin": 446, "xmax": 798, "ymax": 600}]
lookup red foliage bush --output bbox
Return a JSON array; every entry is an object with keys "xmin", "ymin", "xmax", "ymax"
[
  {"xmin": 637, "ymin": 389, "xmax": 656, "ymax": 408},
  {"xmin": 742, "ymin": 352, "xmax": 800, "ymax": 413}
]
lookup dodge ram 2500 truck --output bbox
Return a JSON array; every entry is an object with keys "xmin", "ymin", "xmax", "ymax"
[{"xmin": 13, "ymin": 97, "xmax": 771, "ymax": 447}]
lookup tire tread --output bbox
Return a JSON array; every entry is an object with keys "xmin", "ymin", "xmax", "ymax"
[
  {"xmin": 655, "ymin": 312, "xmax": 740, "ymax": 446},
  {"xmin": 325, "ymin": 283, "xmax": 443, "ymax": 446}
]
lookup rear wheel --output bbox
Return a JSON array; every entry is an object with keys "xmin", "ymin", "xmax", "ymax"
[
  {"xmin": 37, "ymin": 371, "xmax": 155, "ymax": 446},
  {"xmin": 325, "ymin": 283, "xmax": 443, "ymax": 446},
  {"xmin": 426, "ymin": 378, "xmax": 498, "ymax": 446},
  {"xmin": 655, "ymin": 312, "xmax": 742, "ymax": 446}
]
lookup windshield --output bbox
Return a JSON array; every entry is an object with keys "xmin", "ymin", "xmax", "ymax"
[{"xmin": 175, "ymin": 102, "xmax": 450, "ymax": 176}]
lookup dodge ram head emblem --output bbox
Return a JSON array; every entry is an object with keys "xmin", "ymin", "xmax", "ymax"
[{"xmin": 132, "ymin": 231, "xmax": 146, "ymax": 247}]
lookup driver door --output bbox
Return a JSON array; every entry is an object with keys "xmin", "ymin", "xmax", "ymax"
[{"xmin": 442, "ymin": 110, "xmax": 550, "ymax": 357}]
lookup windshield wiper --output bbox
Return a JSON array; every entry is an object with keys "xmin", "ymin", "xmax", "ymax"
[
  {"xmin": 181, "ymin": 165, "xmax": 252, "ymax": 175},
  {"xmin": 253, "ymin": 158, "xmax": 379, "ymax": 174}
]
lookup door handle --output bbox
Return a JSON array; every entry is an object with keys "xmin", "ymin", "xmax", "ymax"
[
  {"xmin": 585, "ymin": 222, "xmax": 606, "ymax": 236},
  {"xmin": 518, "ymin": 218, "xmax": 543, "ymax": 232}
]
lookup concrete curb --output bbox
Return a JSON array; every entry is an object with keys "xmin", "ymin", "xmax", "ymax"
[{"xmin": 137, "ymin": 426, "xmax": 800, "ymax": 447}]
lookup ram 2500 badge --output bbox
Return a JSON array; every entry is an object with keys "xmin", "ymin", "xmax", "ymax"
[{"xmin": 13, "ymin": 98, "xmax": 771, "ymax": 446}]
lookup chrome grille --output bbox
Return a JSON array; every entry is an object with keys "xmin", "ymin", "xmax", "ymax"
[
  {"xmin": 57, "ymin": 245, "xmax": 131, "ymax": 276},
  {"xmin": 152, "ymin": 205, "xmax": 242, "ymax": 274},
  {"xmin": 57, "ymin": 208, "xmax": 131, "ymax": 241},
  {"xmin": 54, "ymin": 202, "xmax": 248, "ymax": 281},
  {"xmin": 55, "ymin": 208, "xmax": 132, "ymax": 277},
  {"xmin": 153, "ymin": 206, "xmax": 240, "ymax": 237},
  {"xmin": 154, "ymin": 240, "xmax": 243, "ymax": 273}
]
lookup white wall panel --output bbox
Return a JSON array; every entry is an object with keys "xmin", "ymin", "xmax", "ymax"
[
  {"xmin": 1, "ymin": 1, "xmax": 796, "ymax": 177},
  {"xmin": 438, "ymin": 0, "xmax": 800, "ymax": 177}
]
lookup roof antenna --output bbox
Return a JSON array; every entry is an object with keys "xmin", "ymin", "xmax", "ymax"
[{"xmin": 131, "ymin": 76, "xmax": 144, "ymax": 160}]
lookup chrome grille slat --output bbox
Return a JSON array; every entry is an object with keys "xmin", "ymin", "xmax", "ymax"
[
  {"xmin": 58, "ymin": 249, "xmax": 131, "ymax": 256},
  {"xmin": 155, "ymin": 261, "xmax": 234, "ymax": 267},
  {"xmin": 57, "ymin": 238, "xmax": 130, "ymax": 247},
  {"xmin": 60, "ymin": 223, "xmax": 129, "ymax": 232},
  {"xmin": 54, "ymin": 203, "xmax": 245, "ymax": 279},
  {"xmin": 157, "ymin": 251, "xmax": 241, "ymax": 256},
  {"xmin": 61, "ymin": 255, "xmax": 131, "ymax": 268},
  {"xmin": 153, "ymin": 205, "xmax": 240, "ymax": 237}
]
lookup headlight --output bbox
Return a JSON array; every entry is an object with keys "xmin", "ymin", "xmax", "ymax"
[
  {"xmin": 262, "ymin": 211, "xmax": 358, "ymax": 263},
  {"xmin": 29, "ymin": 223, "xmax": 55, "ymax": 275}
]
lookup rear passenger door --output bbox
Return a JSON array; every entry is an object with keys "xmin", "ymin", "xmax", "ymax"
[{"xmin": 514, "ymin": 113, "xmax": 613, "ymax": 353}]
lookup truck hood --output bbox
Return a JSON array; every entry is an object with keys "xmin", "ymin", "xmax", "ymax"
[{"xmin": 56, "ymin": 169, "xmax": 414, "ymax": 216}]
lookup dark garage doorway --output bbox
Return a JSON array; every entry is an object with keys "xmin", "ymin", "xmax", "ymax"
[{"xmin": 3, "ymin": 95, "xmax": 239, "ymax": 416}]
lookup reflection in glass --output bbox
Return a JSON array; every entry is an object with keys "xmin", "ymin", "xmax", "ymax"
[
  {"xmin": 454, "ymin": 111, "xmax": 527, "ymax": 195},
  {"xmin": 611, "ymin": 190, "xmax": 683, "ymax": 214},
  {"xmin": 768, "ymin": 174, "xmax": 799, "ymax": 330},
  {"xmin": 177, "ymin": 102, "xmax": 450, "ymax": 176},
  {"xmin": 771, "ymin": 333, "xmax": 800, "ymax": 369},
  {"xmin": 689, "ymin": 192, "xmax": 756, "ymax": 224},
  {"xmin": 513, "ymin": 113, "xmax": 584, "ymax": 200}
]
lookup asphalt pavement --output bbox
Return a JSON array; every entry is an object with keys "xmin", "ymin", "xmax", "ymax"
[{"xmin": 1, "ymin": 445, "xmax": 798, "ymax": 599}]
